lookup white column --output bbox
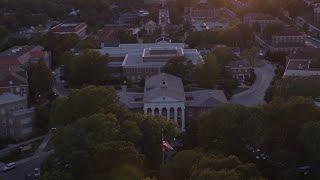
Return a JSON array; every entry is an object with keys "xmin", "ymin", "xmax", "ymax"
[
  {"xmin": 166, "ymin": 107, "xmax": 170, "ymax": 120},
  {"xmin": 159, "ymin": 107, "xmax": 162, "ymax": 117},
  {"xmin": 181, "ymin": 108, "xmax": 185, "ymax": 131},
  {"xmin": 151, "ymin": 108, "xmax": 155, "ymax": 115},
  {"xmin": 144, "ymin": 108, "xmax": 147, "ymax": 114},
  {"xmin": 174, "ymin": 107, "xmax": 178, "ymax": 124}
]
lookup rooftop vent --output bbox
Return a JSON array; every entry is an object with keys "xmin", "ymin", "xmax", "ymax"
[{"xmin": 160, "ymin": 80, "xmax": 167, "ymax": 88}]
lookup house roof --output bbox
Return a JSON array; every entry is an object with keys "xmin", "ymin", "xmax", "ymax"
[
  {"xmin": 226, "ymin": 60, "xmax": 251, "ymax": 68},
  {"xmin": 118, "ymin": 92, "xmax": 144, "ymax": 109},
  {"xmin": 146, "ymin": 20, "xmax": 157, "ymax": 26},
  {"xmin": 244, "ymin": 13, "xmax": 275, "ymax": 21},
  {"xmin": 0, "ymin": 45, "xmax": 44, "ymax": 65},
  {"xmin": 273, "ymin": 27, "xmax": 305, "ymax": 36},
  {"xmin": 186, "ymin": 90, "xmax": 228, "ymax": 107},
  {"xmin": 286, "ymin": 60, "xmax": 310, "ymax": 70},
  {"xmin": 144, "ymin": 73, "xmax": 185, "ymax": 102},
  {"xmin": 51, "ymin": 22, "xmax": 87, "ymax": 33},
  {"xmin": 272, "ymin": 42, "xmax": 305, "ymax": 48},
  {"xmin": 288, "ymin": 47, "xmax": 319, "ymax": 60},
  {"xmin": 0, "ymin": 66, "xmax": 28, "ymax": 88},
  {"xmin": 0, "ymin": 93, "xmax": 27, "ymax": 105}
]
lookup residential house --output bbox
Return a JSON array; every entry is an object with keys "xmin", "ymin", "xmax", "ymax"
[
  {"xmin": 225, "ymin": 60, "xmax": 252, "ymax": 82},
  {"xmin": 0, "ymin": 45, "xmax": 51, "ymax": 67},
  {"xmin": 0, "ymin": 66, "xmax": 29, "ymax": 96},
  {"xmin": 118, "ymin": 73, "xmax": 228, "ymax": 131},
  {"xmin": 144, "ymin": 20, "xmax": 158, "ymax": 35},
  {"xmin": 50, "ymin": 22, "xmax": 87, "ymax": 39},
  {"xmin": 0, "ymin": 93, "xmax": 35, "ymax": 140}
]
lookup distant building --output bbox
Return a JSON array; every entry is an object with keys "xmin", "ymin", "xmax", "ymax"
[
  {"xmin": 270, "ymin": 27, "xmax": 306, "ymax": 53},
  {"xmin": 144, "ymin": 20, "xmax": 158, "ymax": 35},
  {"xmin": 96, "ymin": 42, "xmax": 203, "ymax": 82},
  {"xmin": 284, "ymin": 47, "xmax": 320, "ymax": 77},
  {"xmin": 314, "ymin": 6, "xmax": 320, "ymax": 23},
  {"xmin": 0, "ymin": 45, "xmax": 51, "ymax": 67},
  {"xmin": 244, "ymin": 13, "xmax": 277, "ymax": 30},
  {"xmin": 50, "ymin": 22, "xmax": 87, "ymax": 39},
  {"xmin": 144, "ymin": 0, "xmax": 174, "ymax": 5},
  {"xmin": 0, "ymin": 93, "xmax": 35, "ymax": 140},
  {"xmin": 225, "ymin": 60, "xmax": 252, "ymax": 82},
  {"xmin": 0, "ymin": 66, "xmax": 28, "ymax": 96},
  {"xmin": 118, "ymin": 73, "xmax": 228, "ymax": 131},
  {"xmin": 185, "ymin": 5, "xmax": 219, "ymax": 20}
]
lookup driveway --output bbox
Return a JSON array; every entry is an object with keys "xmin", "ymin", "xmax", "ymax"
[
  {"xmin": 230, "ymin": 62, "xmax": 275, "ymax": 106},
  {"xmin": 0, "ymin": 133, "xmax": 53, "ymax": 180},
  {"xmin": 53, "ymin": 68, "xmax": 70, "ymax": 97}
]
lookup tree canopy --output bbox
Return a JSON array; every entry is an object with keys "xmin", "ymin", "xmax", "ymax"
[
  {"xmin": 68, "ymin": 50, "xmax": 110, "ymax": 88},
  {"xmin": 29, "ymin": 60, "xmax": 54, "ymax": 99},
  {"xmin": 162, "ymin": 56, "xmax": 193, "ymax": 82}
]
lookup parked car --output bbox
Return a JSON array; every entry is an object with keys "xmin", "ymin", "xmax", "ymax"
[
  {"xmin": 2, "ymin": 162, "xmax": 16, "ymax": 171},
  {"xmin": 34, "ymin": 168, "xmax": 40, "ymax": 178}
]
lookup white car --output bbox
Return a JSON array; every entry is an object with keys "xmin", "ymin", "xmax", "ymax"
[
  {"xmin": 2, "ymin": 162, "xmax": 15, "ymax": 171},
  {"xmin": 34, "ymin": 168, "xmax": 41, "ymax": 178}
]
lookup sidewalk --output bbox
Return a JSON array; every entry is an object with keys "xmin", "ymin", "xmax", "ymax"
[{"xmin": 0, "ymin": 135, "xmax": 45, "ymax": 158}]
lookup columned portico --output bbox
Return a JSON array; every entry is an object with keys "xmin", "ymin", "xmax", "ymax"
[{"xmin": 144, "ymin": 103, "xmax": 185, "ymax": 131}]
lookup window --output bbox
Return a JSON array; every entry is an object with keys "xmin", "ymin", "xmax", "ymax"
[
  {"xmin": 188, "ymin": 109, "xmax": 193, "ymax": 117},
  {"xmin": 22, "ymin": 127, "xmax": 32, "ymax": 135},
  {"xmin": 16, "ymin": 87, "xmax": 20, "ymax": 92},
  {"xmin": 21, "ymin": 87, "xmax": 25, "ymax": 92},
  {"xmin": 21, "ymin": 118, "xmax": 32, "ymax": 125}
]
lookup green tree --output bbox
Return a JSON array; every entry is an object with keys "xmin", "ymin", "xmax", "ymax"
[
  {"xmin": 252, "ymin": 22, "xmax": 261, "ymax": 33},
  {"xmin": 262, "ymin": 22, "xmax": 284, "ymax": 40},
  {"xmin": 170, "ymin": 150, "xmax": 202, "ymax": 179},
  {"xmin": 42, "ymin": 33, "xmax": 79, "ymax": 66},
  {"xmin": 169, "ymin": 150, "xmax": 265, "ymax": 180},
  {"xmin": 198, "ymin": 104, "xmax": 263, "ymax": 153},
  {"xmin": 241, "ymin": 47, "xmax": 259, "ymax": 67},
  {"xmin": 300, "ymin": 121, "xmax": 320, "ymax": 164},
  {"xmin": 162, "ymin": 56, "xmax": 193, "ymax": 82},
  {"xmin": 29, "ymin": 60, "xmax": 54, "ymax": 99},
  {"xmin": 0, "ymin": 26, "xmax": 8, "ymax": 42},
  {"xmin": 263, "ymin": 97, "xmax": 320, "ymax": 152},
  {"xmin": 194, "ymin": 55, "xmax": 225, "ymax": 88},
  {"xmin": 212, "ymin": 47, "xmax": 234, "ymax": 65},
  {"xmin": 68, "ymin": 50, "xmax": 109, "ymax": 88},
  {"xmin": 115, "ymin": 29, "xmax": 138, "ymax": 43},
  {"xmin": 50, "ymin": 86, "xmax": 119, "ymax": 126},
  {"xmin": 75, "ymin": 36, "xmax": 99, "ymax": 49}
]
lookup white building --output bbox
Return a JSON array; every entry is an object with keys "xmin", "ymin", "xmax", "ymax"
[
  {"xmin": 118, "ymin": 73, "xmax": 228, "ymax": 131},
  {"xmin": 95, "ymin": 42, "xmax": 203, "ymax": 82}
]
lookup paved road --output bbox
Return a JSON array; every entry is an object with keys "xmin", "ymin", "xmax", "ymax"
[
  {"xmin": 0, "ymin": 133, "xmax": 52, "ymax": 180},
  {"xmin": 0, "ymin": 153, "xmax": 49, "ymax": 180},
  {"xmin": 53, "ymin": 68, "xmax": 70, "ymax": 97},
  {"xmin": 231, "ymin": 62, "xmax": 275, "ymax": 106}
]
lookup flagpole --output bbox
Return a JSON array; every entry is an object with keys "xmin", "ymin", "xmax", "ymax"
[{"xmin": 162, "ymin": 129, "xmax": 164, "ymax": 165}]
